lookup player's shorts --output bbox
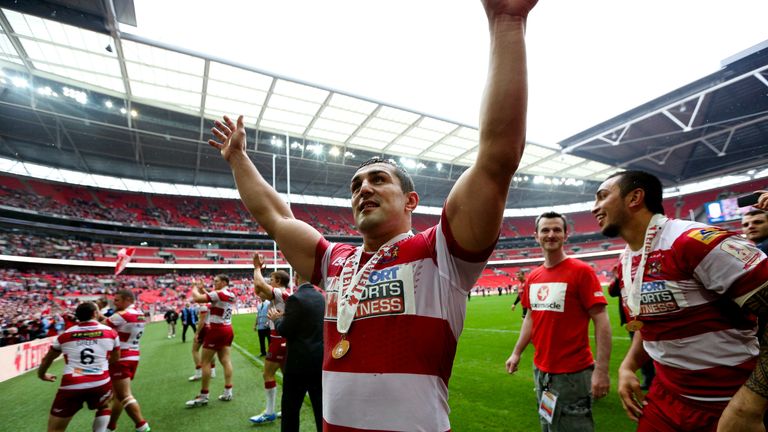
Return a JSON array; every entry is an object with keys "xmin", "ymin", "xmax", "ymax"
[
  {"xmin": 109, "ymin": 360, "xmax": 139, "ymax": 381},
  {"xmin": 50, "ymin": 381, "xmax": 112, "ymax": 418},
  {"xmin": 266, "ymin": 334, "xmax": 287, "ymax": 363},
  {"xmin": 203, "ymin": 324, "xmax": 234, "ymax": 350},
  {"xmin": 196, "ymin": 325, "xmax": 208, "ymax": 344},
  {"xmin": 637, "ymin": 379, "xmax": 727, "ymax": 432}
]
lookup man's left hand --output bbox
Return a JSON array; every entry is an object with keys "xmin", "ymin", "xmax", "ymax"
[{"xmin": 592, "ymin": 369, "xmax": 610, "ymax": 400}]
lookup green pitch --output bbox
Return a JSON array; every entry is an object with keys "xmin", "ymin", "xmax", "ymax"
[{"xmin": 1, "ymin": 293, "xmax": 637, "ymax": 431}]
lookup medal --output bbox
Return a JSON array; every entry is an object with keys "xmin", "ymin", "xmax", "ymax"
[
  {"xmin": 625, "ymin": 320, "xmax": 643, "ymax": 332},
  {"xmin": 332, "ymin": 338, "xmax": 350, "ymax": 359},
  {"xmin": 334, "ymin": 232, "xmax": 412, "ymax": 360}
]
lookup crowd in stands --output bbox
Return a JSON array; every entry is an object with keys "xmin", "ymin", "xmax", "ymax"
[{"xmin": 0, "ymin": 268, "xmax": 260, "ymax": 347}]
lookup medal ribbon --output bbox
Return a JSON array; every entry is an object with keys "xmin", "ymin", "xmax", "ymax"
[
  {"xmin": 336, "ymin": 232, "xmax": 412, "ymax": 335},
  {"xmin": 621, "ymin": 214, "xmax": 667, "ymax": 317}
]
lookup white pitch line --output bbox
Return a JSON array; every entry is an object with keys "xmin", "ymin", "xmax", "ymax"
[{"xmin": 232, "ymin": 341, "xmax": 283, "ymax": 379}]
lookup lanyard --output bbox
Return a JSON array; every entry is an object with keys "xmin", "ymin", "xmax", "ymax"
[
  {"xmin": 622, "ymin": 214, "xmax": 667, "ymax": 317},
  {"xmin": 336, "ymin": 232, "xmax": 412, "ymax": 335}
]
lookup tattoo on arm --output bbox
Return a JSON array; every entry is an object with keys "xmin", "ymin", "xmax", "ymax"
[{"xmin": 742, "ymin": 290, "xmax": 768, "ymax": 398}]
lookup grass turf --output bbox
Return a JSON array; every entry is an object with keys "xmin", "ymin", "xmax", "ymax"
[{"xmin": 1, "ymin": 293, "xmax": 638, "ymax": 431}]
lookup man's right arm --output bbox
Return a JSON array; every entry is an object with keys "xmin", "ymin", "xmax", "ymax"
[
  {"xmin": 617, "ymin": 334, "xmax": 650, "ymax": 422},
  {"xmin": 505, "ymin": 311, "xmax": 532, "ymax": 374},
  {"xmin": 37, "ymin": 347, "xmax": 60, "ymax": 382},
  {"xmin": 209, "ymin": 115, "xmax": 322, "ymax": 278}
]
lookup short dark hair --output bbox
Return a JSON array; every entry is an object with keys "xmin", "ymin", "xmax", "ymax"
[
  {"xmin": 607, "ymin": 170, "xmax": 665, "ymax": 215},
  {"xmin": 357, "ymin": 157, "xmax": 415, "ymax": 193},
  {"xmin": 744, "ymin": 209, "xmax": 767, "ymax": 218},
  {"xmin": 75, "ymin": 302, "xmax": 98, "ymax": 322},
  {"xmin": 215, "ymin": 274, "xmax": 230, "ymax": 285},
  {"xmin": 535, "ymin": 211, "xmax": 568, "ymax": 234},
  {"xmin": 115, "ymin": 289, "xmax": 134, "ymax": 302},
  {"xmin": 270, "ymin": 270, "xmax": 291, "ymax": 287}
]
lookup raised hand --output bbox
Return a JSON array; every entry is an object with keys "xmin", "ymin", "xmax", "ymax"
[
  {"xmin": 208, "ymin": 115, "xmax": 247, "ymax": 162},
  {"xmin": 755, "ymin": 190, "xmax": 768, "ymax": 210},
  {"xmin": 253, "ymin": 253, "xmax": 265, "ymax": 270},
  {"xmin": 481, "ymin": 0, "xmax": 539, "ymax": 20}
]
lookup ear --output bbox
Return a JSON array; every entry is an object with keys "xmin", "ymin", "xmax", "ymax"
[
  {"xmin": 404, "ymin": 191, "xmax": 419, "ymax": 212},
  {"xmin": 625, "ymin": 188, "xmax": 646, "ymax": 210}
]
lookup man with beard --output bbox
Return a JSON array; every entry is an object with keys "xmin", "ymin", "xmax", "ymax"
[{"xmin": 592, "ymin": 170, "xmax": 768, "ymax": 431}]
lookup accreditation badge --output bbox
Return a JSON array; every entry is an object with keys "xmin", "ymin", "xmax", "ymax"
[{"xmin": 538, "ymin": 389, "xmax": 558, "ymax": 424}]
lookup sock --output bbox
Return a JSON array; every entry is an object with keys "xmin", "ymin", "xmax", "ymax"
[
  {"xmin": 93, "ymin": 408, "xmax": 111, "ymax": 432},
  {"xmin": 265, "ymin": 381, "xmax": 277, "ymax": 414},
  {"xmin": 223, "ymin": 384, "xmax": 233, "ymax": 396},
  {"xmin": 200, "ymin": 389, "xmax": 209, "ymax": 398},
  {"xmin": 135, "ymin": 420, "xmax": 149, "ymax": 432}
]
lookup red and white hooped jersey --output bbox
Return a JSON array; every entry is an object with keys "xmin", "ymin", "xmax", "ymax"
[
  {"xmin": 206, "ymin": 288, "xmax": 235, "ymax": 325},
  {"xmin": 619, "ymin": 218, "xmax": 768, "ymax": 401},
  {"xmin": 312, "ymin": 211, "xmax": 491, "ymax": 432},
  {"xmin": 106, "ymin": 306, "xmax": 146, "ymax": 362},
  {"xmin": 198, "ymin": 304, "xmax": 210, "ymax": 325},
  {"xmin": 52, "ymin": 320, "xmax": 119, "ymax": 390},
  {"xmin": 268, "ymin": 287, "xmax": 289, "ymax": 332}
]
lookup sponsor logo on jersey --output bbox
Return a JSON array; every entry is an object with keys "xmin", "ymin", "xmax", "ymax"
[
  {"xmin": 71, "ymin": 331, "xmax": 104, "ymax": 338},
  {"xmin": 687, "ymin": 227, "xmax": 727, "ymax": 245},
  {"xmin": 378, "ymin": 245, "xmax": 400, "ymax": 265},
  {"xmin": 648, "ymin": 259, "xmax": 662, "ymax": 276},
  {"xmin": 529, "ymin": 283, "xmax": 567, "ymax": 312},
  {"xmin": 720, "ymin": 238, "xmax": 762, "ymax": 270},
  {"xmin": 325, "ymin": 265, "xmax": 409, "ymax": 320},
  {"xmin": 639, "ymin": 280, "xmax": 679, "ymax": 315}
]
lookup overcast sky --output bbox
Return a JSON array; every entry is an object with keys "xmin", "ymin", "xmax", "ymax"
[{"xmin": 130, "ymin": 0, "xmax": 768, "ymax": 148}]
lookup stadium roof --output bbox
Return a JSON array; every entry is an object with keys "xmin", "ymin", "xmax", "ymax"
[
  {"xmin": 561, "ymin": 40, "xmax": 768, "ymax": 186},
  {"xmin": 0, "ymin": 0, "xmax": 765, "ymax": 209}
]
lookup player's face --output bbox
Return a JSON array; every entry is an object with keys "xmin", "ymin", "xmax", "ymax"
[
  {"xmin": 742, "ymin": 213, "xmax": 768, "ymax": 242},
  {"xmin": 112, "ymin": 295, "xmax": 127, "ymax": 311},
  {"xmin": 592, "ymin": 177, "xmax": 631, "ymax": 238},
  {"xmin": 534, "ymin": 217, "xmax": 567, "ymax": 252},
  {"xmin": 268, "ymin": 273, "xmax": 280, "ymax": 288},
  {"xmin": 213, "ymin": 277, "xmax": 225, "ymax": 290},
  {"xmin": 350, "ymin": 163, "xmax": 411, "ymax": 237}
]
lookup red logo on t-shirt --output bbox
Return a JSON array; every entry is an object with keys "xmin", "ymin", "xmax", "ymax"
[{"xmin": 537, "ymin": 285, "xmax": 549, "ymax": 301}]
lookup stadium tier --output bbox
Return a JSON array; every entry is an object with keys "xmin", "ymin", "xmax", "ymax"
[{"xmin": 1, "ymin": 171, "xmax": 766, "ymax": 345}]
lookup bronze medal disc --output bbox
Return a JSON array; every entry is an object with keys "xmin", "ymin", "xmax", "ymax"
[
  {"xmin": 625, "ymin": 320, "xmax": 643, "ymax": 332},
  {"xmin": 332, "ymin": 339, "xmax": 350, "ymax": 359}
]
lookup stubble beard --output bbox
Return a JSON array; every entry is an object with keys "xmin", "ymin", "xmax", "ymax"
[{"xmin": 601, "ymin": 223, "xmax": 621, "ymax": 238}]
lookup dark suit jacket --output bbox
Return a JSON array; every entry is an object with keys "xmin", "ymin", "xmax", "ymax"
[{"xmin": 275, "ymin": 283, "xmax": 325, "ymax": 375}]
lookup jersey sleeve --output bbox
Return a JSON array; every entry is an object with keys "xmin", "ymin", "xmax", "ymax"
[
  {"xmin": 677, "ymin": 228, "xmax": 768, "ymax": 304},
  {"xmin": 434, "ymin": 209, "xmax": 494, "ymax": 294},
  {"xmin": 578, "ymin": 263, "xmax": 607, "ymax": 310},
  {"xmin": 106, "ymin": 312, "xmax": 126, "ymax": 329}
]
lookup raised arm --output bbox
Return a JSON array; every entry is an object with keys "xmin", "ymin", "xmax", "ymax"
[
  {"xmin": 445, "ymin": 0, "xmax": 537, "ymax": 252},
  {"xmin": 209, "ymin": 115, "xmax": 321, "ymax": 278},
  {"xmin": 252, "ymin": 254, "xmax": 275, "ymax": 301},
  {"xmin": 189, "ymin": 280, "xmax": 210, "ymax": 304}
]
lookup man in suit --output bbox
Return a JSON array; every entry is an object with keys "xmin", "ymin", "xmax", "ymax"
[
  {"xmin": 268, "ymin": 271, "xmax": 324, "ymax": 432},
  {"xmin": 180, "ymin": 302, "xmax": 198, "ymax": 343}
]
